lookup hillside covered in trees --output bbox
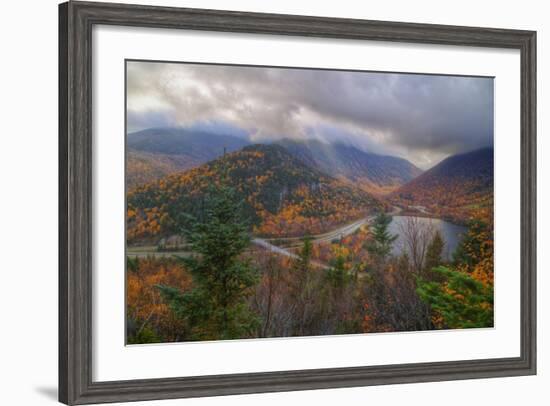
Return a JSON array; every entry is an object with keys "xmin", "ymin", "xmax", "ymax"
[
  {"xmin": 127, "ymin": 144, "xmax": 384, "ymax": 242},
  {"xmin": 276, "ymin": 138, "xmax": 422, "ymax": 195},
  {"xmin": 126, "ymin": 128, "xmax": 423, "ymax": 194},
  {"xmin": 127, "ymin": 128, "xmax": 250, "ymax": 188},
  {"xmin": 391, "ymin": 147, "xmax": 494, "ymax": 224}
]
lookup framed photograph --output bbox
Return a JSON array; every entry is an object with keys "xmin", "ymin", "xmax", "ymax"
[{"xmin": 59, "ymin": 1, "xmax": 536, "ymax": 404}]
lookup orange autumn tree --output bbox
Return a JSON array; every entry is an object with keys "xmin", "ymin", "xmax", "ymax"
[
  {"xmin": 453, "ymin": 209, "xmax": 494, "ymax": 285},
  {"xmin": 126, "ymin": 257, "xmax": 192, "ymax": 343}
]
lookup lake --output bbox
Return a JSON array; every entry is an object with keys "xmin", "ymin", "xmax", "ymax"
[{"xmin": 388, "ymin": 216, "xmax": 467, "ymax": 260}]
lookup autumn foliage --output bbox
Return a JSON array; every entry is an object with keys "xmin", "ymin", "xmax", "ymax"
[
  {"xmin": 391, "ymin": 147, "xmax": 493, "ymax": 224},
  {"xmin": 127, "ymin": 144, "xmax": 382, "ymax": 243},
  {"xmin": 126, "ymin": 257, "xmax": 192, "ymax": 343},
  {"xmin": 126, "ymin": 143, "xmax": 494, "ymax": 343}
]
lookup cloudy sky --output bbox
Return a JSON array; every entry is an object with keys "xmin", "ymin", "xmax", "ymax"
[{"xmin": 127, "ymin": 61, "xmax": 494, "ymax": 169}]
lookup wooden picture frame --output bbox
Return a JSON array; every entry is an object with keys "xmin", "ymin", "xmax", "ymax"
[{"xmin": 59, "ymin": 1, "xmax": 536, "ymax": 404}]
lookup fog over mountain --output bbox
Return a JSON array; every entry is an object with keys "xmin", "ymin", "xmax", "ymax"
[{"xmin": 127, "ymin": 61, "xmax": 493, "ymax": 169}]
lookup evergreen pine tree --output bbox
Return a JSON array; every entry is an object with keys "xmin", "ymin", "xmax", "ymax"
[
  {"xmin": 294, "ymin": 235, "xmax": 313, "ymax": 275},
  {"xmin": 416, "ymin": 266, "xmax": 493, "ymax": 329},
  {"xmin": 290, "ymin": 235, "xmax": 316, "ymax": 335},
  {"xmin": 327, "ymin": 253, "xmax": 349, "ymax": 291},
  {"xmin": 366, "ymin": 212, "xmax": 398, "ymax": 265},
  {"xmin": 424, "ymin": 230, "xmax": 445, "ymax": 277},
  {"xmin": 157, "ymin": 183, "xmax": 259, "ymax": 341}
]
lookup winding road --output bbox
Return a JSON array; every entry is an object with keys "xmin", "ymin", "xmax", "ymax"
[
  {"xmin": 251, "ymin": 238, "xmax": 330, "ymax": 269},
  {"xmin": 251, "ymin": 207, "xmax": 402, "ymax": 268},
  {"xmin": 128, "ymin": 207, "xmax": 402, "ymax": 270}
]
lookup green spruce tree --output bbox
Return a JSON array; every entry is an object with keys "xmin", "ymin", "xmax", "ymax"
[
  {"xmin": 294, "ymin": 235, "xmax": 313, "ymax": 275},
  {"xmin": 416, "ymin": 266, "xmax": 493, "ymax": 329},
  {"xmin": 157, "ymin": 183, "xmax": 259, "ymax": 341},
  {"xmin": 366, "ymin": 212, "xmax": 398, "ymax": 266},
  {"xmin": 327, "ymin": 253, "xmax": 349, "ymax": 291},
  {"xmin": 290, "ymin": 235, "xmax": 316, "ymax": 335},
  {"xmin": 424, "ymin": 230, "xmax": 445, "ymax": 278}
]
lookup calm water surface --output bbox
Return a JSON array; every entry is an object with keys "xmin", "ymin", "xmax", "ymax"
[{"xmin": 388, "ymin": 216, "xmax": 467, "ymax": 260}]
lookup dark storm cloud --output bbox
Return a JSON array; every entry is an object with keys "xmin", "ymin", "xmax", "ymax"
[{"xmin": 126, "ymin": 61, "xmax": 493, "ymax": 168}]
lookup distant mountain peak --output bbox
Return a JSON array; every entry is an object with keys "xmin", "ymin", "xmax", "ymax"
[
  {"xmin": 273, "ymin": 138, "xmax": 422, "ymax": 195},
  {"xmin": 127, "ymin": 127, "xmax": 249, "ymax": 156},
  {"xmin": 126, "ymin": 128, "xmax": 251, "ymax": 188},
  {"xmin": 392, "ymin": 147, "xmax": 494, "ymax": 223}
]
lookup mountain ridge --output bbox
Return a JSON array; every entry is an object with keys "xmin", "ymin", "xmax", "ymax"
[
  {"xmin": 126, "ymin": 128, "xmax": 250, "ymax": 188},
  {"xmin": 275, "ymin": 138, "xmax": 422, "ymax": 194},
  {"xmin": 126, "ymin": 127, "xmax": 422, "ymax": 193},
  {"xmin": 127, "ymin": 144, "xmax": 384, "ymax": 242},
  {"xmin": 392, "ymin": 147, "xmax": 494, "ymax": 223}
]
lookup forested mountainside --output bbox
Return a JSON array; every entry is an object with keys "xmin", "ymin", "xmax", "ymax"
[
  {"xmin": 392, "ymin": 147, "xmax": 494, "ymax": 223},
  {"xmin": 276, "ymin": 138, "xmax": 422, "ymax": 195},
  {"xmin": 126, "ymin": 128, "xmax": 422, "ymax": 193},
  {"xmin": 126, "ymin": 128, "xmax": 249, "ymax": 187},
  {"xmin": 127, "ymin": 144, "xmax": 383, "ymax": 242}
]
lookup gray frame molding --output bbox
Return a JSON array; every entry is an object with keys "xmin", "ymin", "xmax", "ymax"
[{"xmin": 59, "ymin": 1, "xmax": 536, "ymax": 404}]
